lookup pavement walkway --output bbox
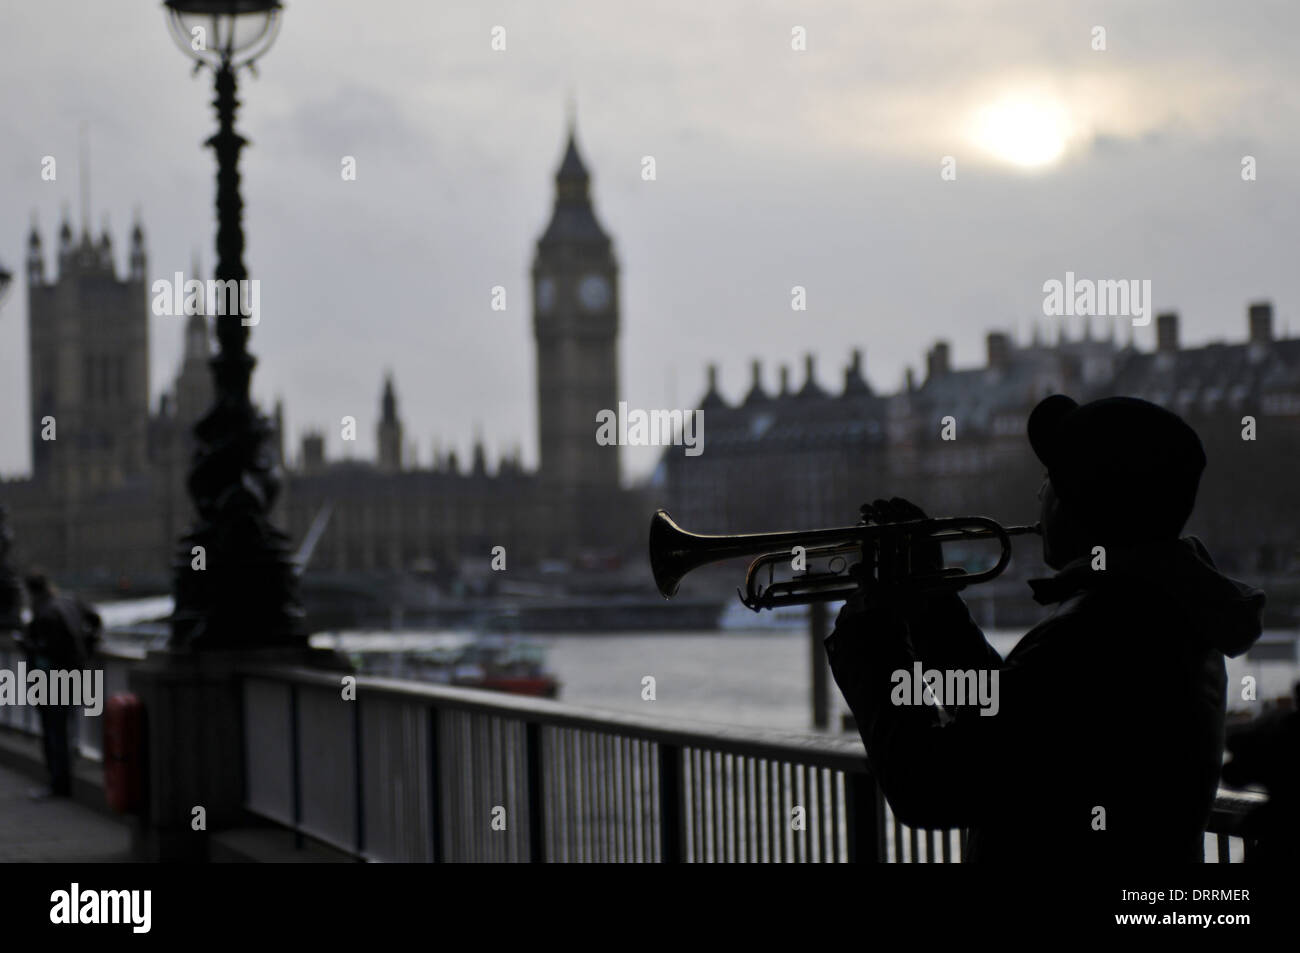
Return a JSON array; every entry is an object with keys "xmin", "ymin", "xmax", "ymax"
[{"xmin": 0, "ymin": 760, "xmax": 132, "ymax": 862}]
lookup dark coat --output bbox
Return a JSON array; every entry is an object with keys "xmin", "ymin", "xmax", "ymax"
[
  {"xmin": 825, "ymin": 536, "xmax": 1264, "ymax": 863},
  {"xmin": 26, "ymin": 594, "xmax": 101, "ymax": 670}
]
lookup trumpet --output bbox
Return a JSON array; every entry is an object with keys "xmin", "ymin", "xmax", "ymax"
[{"xmin": 650, "ymin": 508, "xmax": 1041, "ymax": 611}]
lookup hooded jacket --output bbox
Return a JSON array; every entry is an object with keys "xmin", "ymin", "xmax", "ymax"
[{"xmin": 825, "ymin": 536, "xmax": 1264, "ymax": 863}]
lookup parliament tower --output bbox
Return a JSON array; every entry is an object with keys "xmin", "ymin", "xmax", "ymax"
[
  {"xmin": 532, "ymin": 125, "xmax": 621, "ymax": 558},
  {"xmin": 27, "ymin": 211, "xmax": 150, "ymax": 499}
]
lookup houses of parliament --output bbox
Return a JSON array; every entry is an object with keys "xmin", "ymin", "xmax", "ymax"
[
  {"xmin": 2, "ymin": 127, "xmax": 634, "ymax": 591},
  {"xmin": 4, "ymin": 120, "xmax": 1298, "ymax": 612}
]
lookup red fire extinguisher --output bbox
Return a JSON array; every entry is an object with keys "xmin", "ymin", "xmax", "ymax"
[{"xmin": 103, "ymin": 693, "xmax": 144, "ymax": 814}]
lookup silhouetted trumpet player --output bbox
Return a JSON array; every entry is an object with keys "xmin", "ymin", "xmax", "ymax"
[
  {"xmin": 650, "ymin": 394, "xmax": 1266, "ymax": 861},
  {"xmin": 825, "ymin": 395, "xmax": 1264, "ymax": 863}
]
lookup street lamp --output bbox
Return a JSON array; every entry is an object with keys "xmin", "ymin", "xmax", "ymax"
[
  {"xmin": 164, "ymin": 0, "xmax": 281, "ymax": 72},
  {"xmin": 0, "ymin": 267, "xmax": 18, "ymax": 635},
  {"xmin": 0, "ymin": 260, "xmax": 13, "ymax": 624},
  {"xmin": 162, "ymin": 0, "xmax": 304, "ymax": 649}
]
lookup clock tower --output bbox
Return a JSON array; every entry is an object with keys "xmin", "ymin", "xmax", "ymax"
[{"xmin": 532, "ymin": 124, "xmax": 620, "ymax": 558}]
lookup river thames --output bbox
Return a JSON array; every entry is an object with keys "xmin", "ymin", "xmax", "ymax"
[
  {"xmin": 96, "ymin": 597, "xmax": 1298, "ymax": 734},
  {"xmin": 540, "ymin": 629, "xmax": 1299, "ymax": 734}
]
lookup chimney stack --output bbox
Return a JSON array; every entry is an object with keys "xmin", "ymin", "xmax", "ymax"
[
  {"xmin": 1249, "ymin": 301, "xmax": 1273, "ymax": 344},
  {"xmin": 300, "ymin": 432, "xmax": 325, "ymax": 473},
  {"xmin": 743, "ymin": 359, "xmax": 768, "ymax": 404},
  {"xmin": 986, "ymin": 332, "xmax": 1011, "ymax": 369},
  {"xmin": 926, "ymin": 341, "xmax": 951, "ymax": 380},
  {"xmin": 843, "ymin": 348, "xmax": 868, "ymax": 395},
  {"xmin": 701, "ymin": 362, "xmax": 725, "ymax": 408},
  {"xmin": 1156, "ymin": 312, "xmax": 1179, "ymax": 353}
]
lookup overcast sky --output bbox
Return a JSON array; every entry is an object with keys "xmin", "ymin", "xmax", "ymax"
[{"xmin": 1, "ymin": 0, "xmax": 1296, "ymax": 482}]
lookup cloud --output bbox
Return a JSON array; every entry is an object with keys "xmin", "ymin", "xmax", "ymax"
[
  {"xmin": 0, "ymin": 0, "xmax": 1298, "ymax": 480},
  {"xmin": 272, "ymin": 84, "xmax": 432, "ymax": 161}
]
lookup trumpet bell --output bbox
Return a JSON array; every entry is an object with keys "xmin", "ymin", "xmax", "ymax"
[{"xmin": 649, "ymin": 509, "xmax": 693, "ymax": 598}]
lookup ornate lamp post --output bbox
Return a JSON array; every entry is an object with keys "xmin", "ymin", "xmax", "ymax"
[
  {"xmin": 162, "ymin": 0, "xmax": 303, "ymax": 649},
  {"xmin": 0, "ymin": 267, "xmax": 18, "ymax": 635}
]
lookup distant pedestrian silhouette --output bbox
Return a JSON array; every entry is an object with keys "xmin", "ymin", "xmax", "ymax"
[
  {"xmin": 19, "ymin": 572, "xmax": 101, "ymax": 800},
  {"xmin": 827, "ymin": 395, "xmax": 1264, "ymax": 862}
]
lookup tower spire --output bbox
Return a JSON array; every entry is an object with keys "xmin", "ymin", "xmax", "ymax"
[
  {"xmin": 129, "ymin": 209, "xmax": 146, "ymax": 280},
  {"xmin": 27, "ymin": 211, "xmax": 43, "ymax": 286},
  {"xmin": 381, "ymin": 372, "xmax": 397, "ymax": 421},
  {"xmin": 58, "ymin": 202, "xmax": 73, "ymax": 255},
  {"xmin": 79, "ymin": 122, "xmax": 91, "ymax": 241},
  {"xmin": 539, "ymin": 118, "xmax": 605, "ymax": 248},
  {"xmin": 377, "ymin": 373, "xmax": 402, "ymax": 472},
  {"xmin": 557, "ymin": 127, "xmax": 589, "ymax": 188}
]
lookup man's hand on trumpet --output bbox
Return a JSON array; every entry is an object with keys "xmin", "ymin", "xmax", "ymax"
[{"xmin": 842, "ymin": 496, "xmax": 942, "ymax": 616}]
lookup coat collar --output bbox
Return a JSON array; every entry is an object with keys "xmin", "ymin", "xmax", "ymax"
[{"xmin": 1027, "ymin": 556, "xmax": 1095, "ymax": 605}]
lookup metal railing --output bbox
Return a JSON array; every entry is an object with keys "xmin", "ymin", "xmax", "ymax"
[
  {"xmin": 0, "ymin": 634, "xmax": 1266, "ymax": 862},
  {"xmin": 241, "ymin": 666, "xmax": 1265, "ymax": 863}
]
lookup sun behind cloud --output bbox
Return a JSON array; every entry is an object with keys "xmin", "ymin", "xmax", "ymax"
[{"xmin": 968, "ymin": 92, "xmax": 1077, "ymax": 169}]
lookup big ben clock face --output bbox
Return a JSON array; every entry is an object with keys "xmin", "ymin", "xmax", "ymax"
[
  {"xmin": 578, "ymin": 274, "xmax": 611, "ymax": 313},
  {"xmin": 536, "ymin": 277, "xmax": 556, "ymax": 315}
]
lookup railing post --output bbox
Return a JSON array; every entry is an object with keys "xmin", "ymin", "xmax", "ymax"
[
  {"xmin": 353, "ymin": 697, "xmax": 365, "ymax": 859},
  {"xmin": 844, "ymin": 770, "xmax": 884, "ymax": 862},
  {"xmin": 289, "ymin": 683, "xmax": 302, "ymax": 851},
  {"xmin": 428, "ymin": 706, "xmax": 443, "ymax": 863},
  {"xmin": 810, "ymin": 602, "xmax": 830, "ymax": 730},
  {"xmin": 658, "ymin": 743, "xmax": 686, "ymax": 863},
  {"xmin": 525, "ymin": 720, "xmax": 546, "ymax": 863}
]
